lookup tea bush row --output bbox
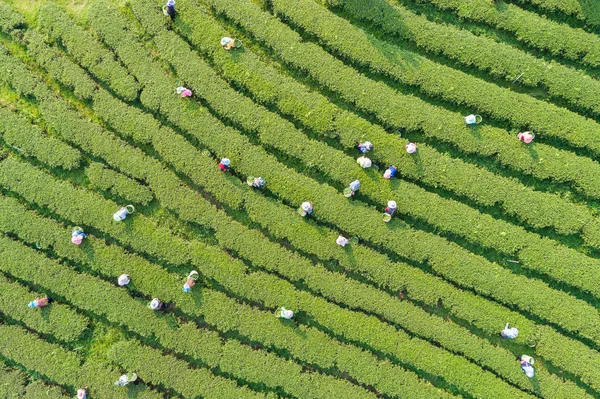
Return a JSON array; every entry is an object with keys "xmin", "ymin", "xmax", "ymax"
[
  {"xmin": 323, "ymin": 0, "xmax": 600, "ymax": 116},
  {"xmin": 419, "ymin": 0, "xmax": 600, "ymax": 67}
]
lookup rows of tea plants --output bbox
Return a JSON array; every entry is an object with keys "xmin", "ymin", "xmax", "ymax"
[{"xmin": 1, "ymin": 0, "xmax": 600, "ymax": 397}]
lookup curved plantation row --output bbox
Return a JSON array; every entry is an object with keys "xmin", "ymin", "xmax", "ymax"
[
  {"xmin": 164, "ymin": 0, "xmax": 600, "ymax": 301},
  {"xmin": 0, "ymin": 0, "xmax": 599, "ymax": 398},
  {"xmin": 322, "ymin": 0, "xmax": 600, "ymax": 117},
  {"xmin": 412, "ymin": 0, "xmax": 600, "ymax": 68},
  {"xmin": 142, "ymin": 0, "xmax": 600, "ymax": 345},
  {"xmin": 197, "ymin": 0, "xmax": 600, "ymax": 242}
]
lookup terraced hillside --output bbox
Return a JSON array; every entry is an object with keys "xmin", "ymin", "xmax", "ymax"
[{"xmin": 1, "ymin": 0, "xmax": 600, "ymax": 397}]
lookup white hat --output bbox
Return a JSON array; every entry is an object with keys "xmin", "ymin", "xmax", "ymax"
[
  {"xmin": 118, "ymin": 274, "xmax": 130, "ymax": 286},
  {"xmin": 336, "ymin": 236, "xmax": 349, "ymax": 247},
  {"xmin": 301, "ymin": 202, "xmax": 312, "ymax": 212},
  {"xmin": 221, "ymin": 37, "xmax": 233, "ymax": 46},
  {"xmin": 383, "ymin": 169, "xmax": 392, "ymax": 179},
  {"xmin": 281, "ymin": 308, "xmax": 294, "ymax": 319},
  {"xmin": 357, "ymin": 156, "xmax": 372, "ymax": 168},
  {"xmin": 150, "ymin": 298, "xmax": 161, "ymax": 309},
  {"xmin": 387, "ymin": 200, "xmax": 397, "ymax": 209},
  {"xmin": 221, "ymin": 158, "xmax": 230, "ymax": 166}
]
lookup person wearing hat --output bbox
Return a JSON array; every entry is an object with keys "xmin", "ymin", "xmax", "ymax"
[
  {"xmin": 164, "ymin": 0, "xmax": 175, "ymax": 19},
  {"xmin": 336, "ymin": 235, "xmax": 349, "ymax": 247},
  {"xmin": 357, "ymin": 156, "xmax": 372, "ymax": 168},
  {"xmin": 28, "ymin": 296, "xmax": 51, "ymax": 309},
  {"xmin": 176, "ymin": 86, "xmax": 193, "ymax": 98},
  {"xmin": 357, "ymin": 141, "xmax": 373, "ymax": 154},
  {"xmin": 249, "ymin": 177, "xmax": 265, "ymax": 189},
  {"xmin": 501, "ymin": 323, "xmax": 519, "ymax": 339},
  {"xmin": 115, "ymin": 373, "xmax": 138, "ymax": 386},
  {"xmin": 118, "ymin": 274, "xmax": 131, "ymax": 287},
  {"xmin": 520, "ymin": 359, "xmax": 535, "ymax": 378},
  {"xmin": 347, "ymin": 180, "xmax": 360, "ymax": 196},
  {"xmin": 113, "ymin": 205, "xmax": 135, "ymax": 221},
  {"xmin": 221, "ymin": 37, "xmax": 235, "ymax": 50},
  {"xmin": 219, "ymin": 158, "xmax": 231, "ymax": 171},
  {"xmin": 148, "ymin": 298, "xmax": 163, "ymax": 310},
  {"xmin": 71, "ymin": 228, "xmax": 87, "ymax": 245},
  {"xmin": 183, "ymin": 271, "xmax": 199, "ymax": 293},
  {"xmin": 276, "ymin": 307, "xmax": 294, "ymax": 319},
  {"xmin": 517, "ymin": 131, "xmax": 534, "ymax": 144},
  {"xmin": 383, "ymin": 165, "xmax": 397, "ymax": 179},
  {"xmin": 300, "ymin": 201, "xmax": 313, "ymax": 216},
  {"xmin": 405, "ymin": 142, "xmax": 417, "ymax": 154},
  {"xmin": 385, "ymin": 201, "xmax": 397, "ymax": 218},
  {"xmin": 77, "ymin": 387, "xmax": 88, "ymax": 399},
  {"xmin": 383, "ymin": 200, "xmax": 397, "ymax": 222}
]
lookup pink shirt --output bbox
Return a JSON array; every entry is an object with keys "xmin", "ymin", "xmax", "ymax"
[
  {"xmin": 405, "ymin": 142, "xmax": 417, "ymax": 153},
  {"xmin": 518, "ymin": 132, "xmax": 533, "ymax": 143}
]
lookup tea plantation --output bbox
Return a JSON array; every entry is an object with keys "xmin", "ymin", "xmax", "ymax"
[{"xmin": 1, "ymin": 0, "xmax": 600, "ymax": 397}]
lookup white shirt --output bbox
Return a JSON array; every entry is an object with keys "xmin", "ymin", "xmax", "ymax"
[
  {"xmin": 522, "ymin": 364, "xmax": 534, "ymax": 378},
  {"xmin": 118, "ymin": 274, "xmax": 130, "ymax": 286},
  {"xmin": 502, "ymin": 327, "xmax": 518, "ymax": 339},
  {"xmin": 280, "ymin": 307, "xmax": 294, "ymax": 319},
  {"xmin": 357, "ymin": 156, "xmax": 372, "ymax": 168},
  {"xmin": 336, "ymin": 236, "xmax": 349, "ymax": 247}
]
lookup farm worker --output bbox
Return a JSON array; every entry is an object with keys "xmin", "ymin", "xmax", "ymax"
[
  {"xmin": 385, "ymin": 200, "xmax": 397, "ymax": 218},
  {"xmin": 501, "ymin": 323, "xmax": 519, "ymax": 339},
  {"xmin": 247, "ymin": 176, "xmax": 265, "ymax": 188},
  {"xmin": 148, "ymin": 298, "xmax": 163, "ymax": 310},
  {"xmin": 219, "ymin": 158, "xmax": 231, "ymax": 171},
  {"xmin": 113, "ymin": 205, "xmax": 134, "ymax": 221},
  {"xmin": 336, "ymin": 235, "xmax": 349, "ymax": 247},
  {"xmin": 71, "ymin": 227, "xmax": 87, "ymax": 245},
  {"xmin": 77, "ymin": 387, "xmax": 88, "ymax": 399},
  {"xmin": 465, "ymin": 114, "xmax": 482, "ymax": 125},
  {"xmin": 357, "ymin": 156, "xmax": 372, "ymax": 168},
  {"xmin": 115, "ymin": 373, "xmax": 138, "ymax": 386},
  {"xmin": 520, "ymin": 356, "xmax": 535, "ymax": 378},
  {"xmin": 163, "ymin": 0, "xmax": 175, "ymax": 19},
  {"xmin": 357, "ymin": 141, "xmax": 373, "ymax": 154},
  {"xmin": 383, "ymin": 165, "xmax": 397, "ymax": 179},
  {"xmin": 346, "ymin": 179, "xmax": 361, "ymax": 196},
  {"xmin": 176, "ymin": 86, "xmax": 192, "ymax": 98},
  {"xmin": 277, "ymin": 307, "xmax": 294, "ymax": 319},
  {"xmin": 28, "ymin": 296, "xmax": 51, "ymax": 309},
  {"xmin": 118, "ymin": 274, "xmax": 131, "ymax": 287},
  {"xmin": 405, "ymin": 142, "xmax": 417, "ymax": 154},
  {"xmin": 183, "ymin": 270, "xmax": 199, "ymax": 293},
  {"xmin": 517, "ymin": 131, "xmax": 534, "ymax": 144},
  {"xmin": 301, "ymin": 201, "xmax": 313, "ymax": 215},
  {"xmin": 221, "ymin": 37, "xmax": 235, "ymax": 50}
]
